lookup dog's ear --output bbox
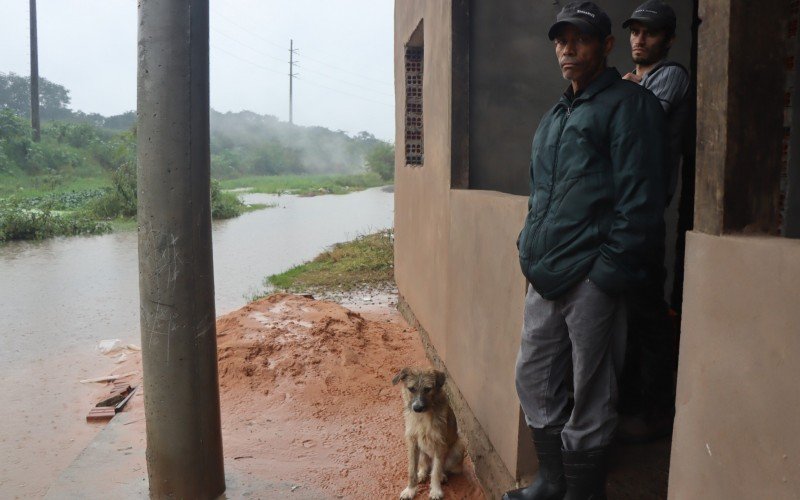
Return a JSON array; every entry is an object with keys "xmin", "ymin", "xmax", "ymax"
[
  {"xmin": 434, "ymin": 370, "xmax": 446, "ymax": 390},
  {"xmin": 392, "ymin": 367, "xmax": 410, "ymax": 385}
]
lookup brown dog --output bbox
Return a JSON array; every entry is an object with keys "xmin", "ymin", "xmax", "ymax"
[{"xmin": 393, "ymin": 367, "xmax": 465, "ymax": 499}]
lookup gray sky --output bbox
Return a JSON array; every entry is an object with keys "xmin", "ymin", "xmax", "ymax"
[{"xmin": 0, "ymin": 0, "xmax": 396, "ymax": 140}]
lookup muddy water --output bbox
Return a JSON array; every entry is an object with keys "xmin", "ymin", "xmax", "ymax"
[{"xmin": 0, "ymin": 187, "xmax": 393, "ymax": 497}]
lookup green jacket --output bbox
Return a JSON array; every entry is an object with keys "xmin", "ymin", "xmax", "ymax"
[{"xmin": 518, "ymin": 68, "xmax": 667, "ymax": 300}]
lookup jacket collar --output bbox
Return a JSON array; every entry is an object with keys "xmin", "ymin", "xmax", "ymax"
[{"xmin": 560, "ymin": 67, "xmax": 621, "ymax": 107}]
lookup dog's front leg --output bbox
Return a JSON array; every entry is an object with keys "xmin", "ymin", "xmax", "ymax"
[
  {"xmin": 400, "ymin": 438, "xmax": 420, "ymax": 499},
  {"xmin": 428, "ymin": 450, "xmax": 445, "ymax": 499}
]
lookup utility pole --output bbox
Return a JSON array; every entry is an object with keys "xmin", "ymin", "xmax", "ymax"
[
  {"xmin": 29, "ymin": 0, "xmax": 40, "ymax": 141},
  {"xmin": 289, "ymin": 39, "xmax": 298, "ymax": 124},
  {"xmin": 137, "ymin": 0, "xmax": 225, "ymax": 497}
]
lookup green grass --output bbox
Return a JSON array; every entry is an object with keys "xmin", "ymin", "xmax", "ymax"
[
  {"xmin": 219, "ymin": 172, "xmax": 386, "ymax": 196},
  {"xmin": 266, "ymin": 230, "xmax": 394, "ymax": 292},
  {"xmin": 0, "ymin": 172, "xmax": 111, "ymax": 198}
]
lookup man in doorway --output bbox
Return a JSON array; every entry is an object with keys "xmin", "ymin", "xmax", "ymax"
[
  {"xmin": 504, "ymin": 2, "xmax": 667, "ymax": 499},
  {"xmin": 617, "ymin": 0, "xmax": 691, "ymax": 444}
]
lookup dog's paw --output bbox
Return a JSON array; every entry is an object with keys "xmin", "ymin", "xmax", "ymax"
[
  {"xmin": 416, "ymin": 468, "xmax": 429, "ymax": 482},
  {"xmin": 429, "ymin": 485, "xmax": 444, "ymax": 500},
  {"xmin": 439, "ymin": 472, "xmax": 448, "ymax": 484},
  {"xmin": 400, "ymin": 485, "xmax": 417, "ymax": 499}
]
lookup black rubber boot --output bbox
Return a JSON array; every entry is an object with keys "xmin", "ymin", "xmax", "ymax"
[
  {"xmin": 562, "ymin": 447, "xmax": 609, "ymax": 500},
  {"xmin": 502, "ymin": 426, "xmax": 566, "ymax": 500}
]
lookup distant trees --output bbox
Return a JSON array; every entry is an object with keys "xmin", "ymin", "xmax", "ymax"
[
  {"xmin": 0, "ymin": 72, "xmax": 72, "ymax": 121},
  {"xmin": 366, "ymin": 142, "xmax": 395, "ymax": 181},
  {"xmin": 0, "ymin": 74, "xmax": 395, "ymax": 180}
]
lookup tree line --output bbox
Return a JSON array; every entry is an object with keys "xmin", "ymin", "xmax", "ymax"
[{"xmin": 0, "ymin": 72, "xmax": 394, "ymax": 181}]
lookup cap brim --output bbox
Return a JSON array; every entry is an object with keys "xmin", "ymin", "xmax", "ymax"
[
  {"xmin": 548, "ymin": 18, "xmax": 597, "ymax": 40},
  {"xmin": 622, "ymin": 16, "xmax": 670, "ymax": 30}
]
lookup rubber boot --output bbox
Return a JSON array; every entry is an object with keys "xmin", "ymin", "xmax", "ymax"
[
  {"xmin": 502, "ymin": 426, "xmax": 566, "ymax": 500},
  {"xmin": 562, "ymin": 447, "xmax": 609, "ymax": 500}
]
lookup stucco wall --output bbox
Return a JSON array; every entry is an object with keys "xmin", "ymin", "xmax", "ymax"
[
  {"xmin": 446, "ymin": 190, "xmax": 528, "ymax": 472},
  {"xmin": 670, "ymin": 231, "xmax": 800, "ymax": 499},
  {"xmin": 394, "ymin": 0, "xmax": 453, "ymax": 359}
]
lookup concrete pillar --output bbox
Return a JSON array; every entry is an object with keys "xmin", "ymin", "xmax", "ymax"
[{"xmin": 136, "ymin": 1, "xmax": 225, "ymax": 498}]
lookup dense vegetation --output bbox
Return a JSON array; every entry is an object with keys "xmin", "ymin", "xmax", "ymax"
[{"xmin": 0, "ymin": 73, "xmax": 395, "ymax": 243}]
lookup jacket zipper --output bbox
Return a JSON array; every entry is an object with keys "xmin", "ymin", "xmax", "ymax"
[{"xmin": 529, "ymin": 103, "xmax": 573, "ymax": 256}]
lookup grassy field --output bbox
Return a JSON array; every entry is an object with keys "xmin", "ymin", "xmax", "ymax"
[
  {"xmin": 0, "ymin": 172, "xmax": 111, "ymax": 198},
  {"xmin": 266, "ymin": 230, "xmax": 394, "ymax": 293},
  {"xmin": 219, "ymin": 172, "xmax": 386, "ymax": 196}
]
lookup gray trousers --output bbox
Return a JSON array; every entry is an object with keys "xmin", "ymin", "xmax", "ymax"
[{"xmin": 515, "ymin": 279, "xmax": 626, "ymax": 451}]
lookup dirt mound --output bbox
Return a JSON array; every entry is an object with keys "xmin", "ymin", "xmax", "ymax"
[{"xmin": 215, "ymin": 293, "xmax": 484, "ymax": 499}]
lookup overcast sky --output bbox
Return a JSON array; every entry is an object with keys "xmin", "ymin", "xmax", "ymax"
[{"xmin": 0, "ymin": 0, "xmax": 396, "ymax": 140}]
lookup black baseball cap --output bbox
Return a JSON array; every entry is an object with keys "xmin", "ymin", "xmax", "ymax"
[
  {"xmin": 548, "ymin": 2, "xmax": 612, "ymax": 41},
  {"xmin": 622, "ymin": 0, "xmax": 677, "ymax": 32}
]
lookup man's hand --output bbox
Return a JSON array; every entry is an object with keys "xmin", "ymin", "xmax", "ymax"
[{"xmin": 623, "ymin": 72, "xmax": 642, "ymax": 83}]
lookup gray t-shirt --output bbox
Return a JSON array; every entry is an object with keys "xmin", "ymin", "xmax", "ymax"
[
  {"xmin": 640, "ymin": 60, "xmax": 690, "ymax": 115},
  {"xmin": 637, "ymin": 60, "xmax": 691, "ymax": 202}
]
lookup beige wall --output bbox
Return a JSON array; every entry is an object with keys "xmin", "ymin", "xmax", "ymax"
[
  {"xmin": 447, "ymin": 190, "xmax": 527, "ymax": 471},
  {"xmin": 394, "ymin": 0, "xmax": 452, "ymax": 361},
  {"xmin": 670, "ymin": 231, "xmax": 800, "ymax": 499},
  {"xmin": 394, "ymin": 0, "xmax": 530, "ymax": 480}
]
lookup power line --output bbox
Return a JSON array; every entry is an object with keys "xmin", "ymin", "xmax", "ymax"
[
  {"xmin": 211, "ymin": 8, "xmax": 292, "ymax": 52},
  {"xmin": 210, "ymin": 44, "xmax": 286, "ymax": 77},
  {"xmin": 211, "ymin": 25, "xmax": 392, "ymax": 98},
  {"xmin": 299, "ymin": 52, "xmax": 393, "ymax": 87},
  {"xmin": 211, "ymin": 44, "xmax": 393, "ymax": 109},
  {"xmin": 211, "ymin": 27, "xmax": 286, "ymax": 65},
  {"xmin": 296, "ymin": 63, "xmax": 394, "ymax": 98},
  {"xmin": 210, "ymin": 6, "xmax": 392, "ymax": 88},
  {"xmin": 295, "ymin": 76, "xmax": 393, "ymax": 108}
]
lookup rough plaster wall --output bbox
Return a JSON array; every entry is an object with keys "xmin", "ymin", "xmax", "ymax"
[
  {"xmin": 670, "ymin": 232, "xmax": 800, "ymax": 499},
  {"xmin": 394, "ymin": 0, "xmax": 453, "ymax": 361},
  {"xmin": 446, "ymin": 190, "xmax": 528, "ymax": 473}
]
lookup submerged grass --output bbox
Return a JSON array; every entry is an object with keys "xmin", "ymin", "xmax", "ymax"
[
  {"xmin": 219, "ymin": 172, "xmax": 386, "ymax": 196},
  {"xmin": 266, "ymin": 230, "xmax": 394, "ymax": 293}
]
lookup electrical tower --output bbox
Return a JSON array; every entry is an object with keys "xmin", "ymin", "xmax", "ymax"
[
  {"xmin": 289, "ymin": 39, "xmax": 298, "ymax": 124},
  {"xmin": 29, "ymin": 0, "xmax": 40, "ymax": 141}
]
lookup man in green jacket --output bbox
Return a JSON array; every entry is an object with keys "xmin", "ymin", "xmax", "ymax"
[{"xmin": 504, "ymin": 2, "xmax": 667, "ymax": 499}]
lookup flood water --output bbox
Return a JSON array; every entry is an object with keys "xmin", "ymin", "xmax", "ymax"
[
  {"xmin": 0, "ymin": 187, "xmax": 393, "ymax": 367},
  {"xmin": 0, "ymin": 187, "xmax": 393, "ymax": 497}
]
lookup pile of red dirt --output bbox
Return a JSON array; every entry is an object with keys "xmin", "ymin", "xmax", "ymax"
[{"xmin": 214, "ymin": 293, "xmax": 484, "ymax": 499}]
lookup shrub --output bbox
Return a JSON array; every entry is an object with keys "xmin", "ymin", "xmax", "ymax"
[
  {"xmin": 365, "ymin": 142, "xmax": 395, "ymax": 181},
  {"xmin": 210, "ymin": 179, "xmax": 244, "ymax": 219},
  {"xmin": 0, "ymin": 201, "xmax": 110, "ymax": 242},
  {"xmin": 85, "ymin": 160, "xmax": 137, "ymax": 218}
]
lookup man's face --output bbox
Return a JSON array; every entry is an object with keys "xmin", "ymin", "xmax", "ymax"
[
  {"xmin": 629, "ymin": 21, "xmax": 673, "ymax": 65},
  {"xmin": 554, "ymin": 25, "xmax": 611, "ymax": 86}
]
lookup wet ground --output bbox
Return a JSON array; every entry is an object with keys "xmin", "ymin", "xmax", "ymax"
[{"xmin": 44, "ymin": 292, "xmax": 485, "ymax": 499}]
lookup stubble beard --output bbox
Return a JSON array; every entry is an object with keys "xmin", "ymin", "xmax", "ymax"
[{"xmin": 632, "ymin": 41, "xmax": 669, "ymax": 66}]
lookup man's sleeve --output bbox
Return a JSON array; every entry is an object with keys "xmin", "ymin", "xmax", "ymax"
[
  {"xmin": 587, "ymin": 91, "xmax": 667, "ymax": 294},
  {"xmin": 646, "ymin": 65, "xmax": 689, "ymax": 114}
]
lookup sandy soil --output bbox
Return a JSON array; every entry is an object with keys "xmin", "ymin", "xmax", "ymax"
[{"xmin": 81, "ymin": 292, "xmax": 486, "ymax": 499}]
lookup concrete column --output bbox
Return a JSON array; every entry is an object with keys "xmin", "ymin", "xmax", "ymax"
[{"xmin": 136, "ymin": 1, "xmax": 225, "ymax": 498}]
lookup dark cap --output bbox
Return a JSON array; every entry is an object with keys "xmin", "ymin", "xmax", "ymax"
[
  {"xmin": 622, "ymin": 0, "xmax": 677, "ymax": 32},
  {"xmin": 548, "ymin": 2, "xmax": 612, "ymax": 41}
]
